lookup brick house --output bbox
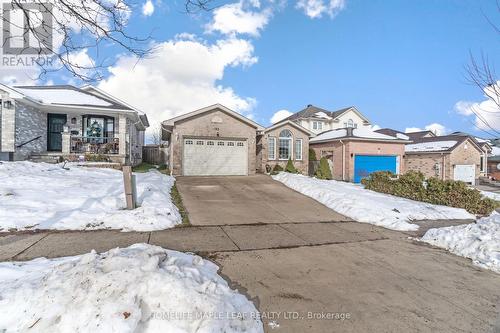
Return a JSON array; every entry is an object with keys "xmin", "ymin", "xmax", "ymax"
[
  {"xmin": 309, "ymin": 127, "xmax": 409, "ymax": 182},
  {"xmin": 404, "ymin": 135, "xmax": 484, "ymax": 184},
  {"xmin": 0, "ymin": 84, "xmax": 149, "ymax": 166}
]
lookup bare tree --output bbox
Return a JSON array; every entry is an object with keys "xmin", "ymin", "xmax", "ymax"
[
  {"xmin": 1, "ymin": 0, "xmax": 216, "ymax": 82},
  {"xmin": 150, "ymin": 124, "xmax": 163, "ymax": 146},
  {"xmin": 464, "ymin": 0, "xmax": 500, "ymax": 136}
]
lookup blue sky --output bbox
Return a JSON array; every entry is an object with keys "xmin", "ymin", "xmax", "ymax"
[{"xmin": 8, "ymin": 0, "xmax": 500, "ymax": 137}]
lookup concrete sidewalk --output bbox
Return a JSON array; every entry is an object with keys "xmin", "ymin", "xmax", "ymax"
[{"xmin": 0, "ymin": 221, "xmax": 391, "ymax": 261}]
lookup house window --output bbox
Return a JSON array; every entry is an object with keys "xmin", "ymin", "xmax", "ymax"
[
  {"xmin": 196, "ymin": 141, "xmax": 204, "ymax": 145},
  {"xmin": 279, "ymin": 129, "xmax": 293, "ymax": 160},
  {"xmin": 480, "ymin": 156, "xmax": 485, "ymax": 172},
  {"xmin": 295, "ymin": 139, "xmax": 303, "ymax": 160},
  {"xmin": 185, "ymin": 140, "xmax": 193, "ymax": 145},
  {"xmin": 207, "ymin": 141, "xmax": 214, "ymax": 145},
  {"xmin": 312, "ymin": 121, "xmax": 323, "ymax": 130},
  {"xmin": 268, "ymin": 137, "xmax": 276, "ymax": 160},
  {"xmin": 82, "ymin": 115, "xmax": 114, "ymax": 139},
  {"xmin": 237, "ymin": 142, "xmax": 244, "ymax": 147},
  {"xmin": 228, "ymin": 142, "xmax": 235, "ymax": 146},
  {"xmin": 347, "ymin": 119, "xmax": 354, "ymax": 128},
  {"xmin": 218, "ymin": 141, "xmax": 225, "ymax": 146}
]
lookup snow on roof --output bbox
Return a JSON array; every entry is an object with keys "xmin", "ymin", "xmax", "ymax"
[
  {"xmin": 491, "ymin": 146, "xmax": 500, "ymax": 156},
  {"xmin": 396, "ymin": 133, "xmax": 410, "ymax": 140},
  {"xmin": 310, "ymin": 127, "xmax": 406, "ymax": 143},
  {"xmin": 314, "ymin": 111, "xmax": 332, "ymax": 119},
  {"xmin": 310, "ymin": 129, "xmax": 347, "ymax": 142},
  {"xmin": 14, "ymin": 87, "xmax": 113, "ymax": 107},
  {"xmin": 405, "ymin": 140, "xmax": 457, "ymax": 153},
  {"xmin": 352, "ymin": 127, "xmax": 401, "ymax": 140}
]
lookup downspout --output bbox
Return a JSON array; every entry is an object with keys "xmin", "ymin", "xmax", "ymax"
[{"xmin": 339, "ymin": 139, "xmax": 345, "ymax": 181}]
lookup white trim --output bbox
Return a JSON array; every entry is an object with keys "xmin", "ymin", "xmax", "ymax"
[
  {"xmin": 295, "ymin": 138, "xmax": 303, "ymax": 161},
  {"xmin": 265, "ymin": 120, "xmax": 315, "ymax": 136},
  {"xmin": 268, "ymin": 136, "xmax": 276, "ymax": 160},
  {"xmin": 163, "ymin": 104, "xmax": 264, "ymax": 130}
]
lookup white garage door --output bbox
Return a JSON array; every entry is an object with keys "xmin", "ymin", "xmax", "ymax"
[
  {"xmin": 183, "ymin": 138, "xmax": 248, "ymax": 176},
  {"xmin": 453, "ymin": 164, "xmax": 475, "ymax": 184}
]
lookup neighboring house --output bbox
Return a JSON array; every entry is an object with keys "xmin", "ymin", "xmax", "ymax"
[
  {"xmin": 0, "ymin": 84, "xmax": 149, "ymax": 166},
  {"xmin": 277, "ymin": 104, "xmax": 372, "ymax": 134},
  {"xmin": 162, "ymin": 104, "xmax": 312, "ymax": 176},
  {"xmin": 448, "ymin": 131, "xmax": 492, "ymax": 178},
  {"xmin": 404, "ymin": 135, "xmax": 483, "ymax": 184},
  {"xmin": 309, "ymin": 127, "xmax": 409, "ymax": 183},
  {"xmin": 376, "ymin": 128, "xmax": 435, "ymax": 141}
]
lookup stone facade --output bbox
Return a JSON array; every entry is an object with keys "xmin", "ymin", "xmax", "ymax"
[
  {"xmin": 310, "ymin": 140, "xmax": 406, "ymax": 182},
  {"xmin": 404, "ymin": 139, "xmax": 481, "ymax": 181},
  {"xmin": 14, "ymin": 102, "xmax": 47, "ymax": 160},
  {"xmin": 261, "ymin": 123, "xmax": 309, "ymax": 174},
  {"xmin": 169, "ymin": 108, "xmax": 258, "ymax": 175}
]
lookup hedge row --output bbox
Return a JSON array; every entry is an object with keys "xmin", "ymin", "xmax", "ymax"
[{"xmin": 361, "ymin": 171, "xmax": 499, "ymax": 215}]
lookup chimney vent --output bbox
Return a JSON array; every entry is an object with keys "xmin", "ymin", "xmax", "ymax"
[{"xmin": 307, "ymin": 104, "xmax": 312, "ymax": 107}]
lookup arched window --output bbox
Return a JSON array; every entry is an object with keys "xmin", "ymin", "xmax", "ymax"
[
  {"xmin": 347, "ymin": 119, "xmax": 354, "ymax": 128},
  {"xmin": 279, "ymin": 129, "xmax": 292, "ymax": 138},
  {"xmin": 278, "ymin": 129, "xmax": 293, "ymax": 159}
]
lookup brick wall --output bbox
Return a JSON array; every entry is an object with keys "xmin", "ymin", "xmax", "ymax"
[
  {"xmin": 170, "ymin": 109, "xmax": 257, "ymax": 175},
  {"xmin": 262, "ymin": 124, "xmax": 309, "ymax": 174}
]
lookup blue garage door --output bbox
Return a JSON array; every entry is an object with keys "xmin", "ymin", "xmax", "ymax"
[{"xmin": 354, "ymin": 155, "xmax": 397, "ymax": 183}]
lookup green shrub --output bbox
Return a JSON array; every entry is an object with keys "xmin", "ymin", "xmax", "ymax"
[
  {"xmin": 285, "ymin": 158, "xmax": 299, "ymax": 173},
  {"xmin": 84, "ymin": 153, "xmax": 110, "ymax": 162},
  {"xmin": 309, "ymin": 148, "xmax": 317, "ymax": 161},
  {"xmin": 362, "ymin": 171, "xmax": 499, "ymax": 215},
  {"xmin": 271, "ymin": 164, "xmax": 284, "ymax": 175},
  {"xmin": 315, "ymin": 157, "xmax": 332, "ymax": 180}
]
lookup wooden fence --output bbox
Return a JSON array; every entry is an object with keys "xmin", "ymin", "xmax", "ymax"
[{"xmin": 142, "ymin": 145, "xmax": 169, "ymax": 166}]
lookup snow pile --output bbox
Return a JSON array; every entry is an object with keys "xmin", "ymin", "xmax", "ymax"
[
  {"xmin": 310, "ymin": 129, "xmax": 347, "ymax": 142},
  {"xmin": 314, "ymin": 111, "xmax": 332, "ymax": 119},
  {"xmin": 352, "ymin": 127, "xmax": 402, "ymax": 140},
  {"xmin": 0, "ymin": 162, "xmax": 181, "ymax": 232},
  {"xmin": 480, "ymin": 190, "xmax": 500, "ymax": 202},
  {"xmin": 0, "ymin": 244, "xmax": 263, "ymax": 332},
  {"xmin": 421, "ymin": 214, "xmax": 500, "ymax": 273},
  {"xmin": 405, "ymin": 140, "xmax": 457, "ymax": 152},
  {"xmin": 273, "ymin": 173, "xmax": 475, "ymax": 231},
  {"xmin": 15, "ymin": 87, "xmax": 113, "ymax": 106}
]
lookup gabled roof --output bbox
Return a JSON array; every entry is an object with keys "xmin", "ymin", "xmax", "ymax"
[
  {"xmin": 310, "ymin": 127, "xmax": 409, "ymax": 144},
  {"xmin": 264, "ymin": 120, "xmax": 315, "ymax": 136},
  {"xmin": 277, "ymin": 104, "xmax": 370, "ymax": 125},
  {"xmin": 405, "ymin": 135, "xmax": 483, "ymax": 154},
  {"xmin": 163, "ymin": 104, "xmax": 264, "ymax": 130},
  {"xmin": 375, "ymin": 128, "xmax": 435, "ymax": 141}
]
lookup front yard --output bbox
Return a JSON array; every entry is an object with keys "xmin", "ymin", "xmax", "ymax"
[{"xmin": 0, "ymin": 162, "xmax": 182, "ymax": 232}]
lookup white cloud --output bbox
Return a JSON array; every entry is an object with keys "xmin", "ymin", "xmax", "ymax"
[
  {"xmin": 296, "ymin": 0, "xmax": 345, "ymax": 19},
  {"xmin": 98, "ymin": 36, "xmax": 258, "ymax": 132},
  {"xmin": 405, "ymin": 123, "xmax": 448, "ymax": 136},
  {"xmin": 454, "ymin": 82, "xmax": 500, "ymax": 133},
  {"xmin": 270, "ymin": 109, "xmax": 293, "ymax": 123},
  {"xmin": 142, "ymin": 0, "xmax": 155, "ymax": 16},
  {"xmin": 205, "ymin": 2, "xmax": 272, "ymax": 36}
]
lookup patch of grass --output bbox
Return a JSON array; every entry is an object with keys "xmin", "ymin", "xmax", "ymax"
[
  {"xmin": 132, "ymin": 162, "xmax": 158, "ymax": 173},
  {"xmin": 170, "ymin": 182, "xmax": 190, "ymax": 226}
]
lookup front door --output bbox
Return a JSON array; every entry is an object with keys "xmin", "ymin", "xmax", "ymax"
[{"xmin": 47, "ymin": 114, "xmax": 67, "ymax": 151}]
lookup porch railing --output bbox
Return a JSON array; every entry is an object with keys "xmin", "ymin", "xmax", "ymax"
[{"xmin": 70, "ymin": 136, "xmax": 119, "ymax": 154}]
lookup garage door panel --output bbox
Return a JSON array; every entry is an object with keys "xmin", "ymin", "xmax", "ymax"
[
  {"xmin": 453, "ymin": 164, "xmax": 475, "ymax": 184},
  {"xmin": 183, "ymin": 139, "xmax": 247, "ymax": 176},
  {"xmin": 354, "ymin": 155, "xmax": 397, "ymax": 183}
]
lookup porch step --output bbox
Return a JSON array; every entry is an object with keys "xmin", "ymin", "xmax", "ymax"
[{"xmin": 29, "ymin": 153, "xmax": 62, "ymax": 164}]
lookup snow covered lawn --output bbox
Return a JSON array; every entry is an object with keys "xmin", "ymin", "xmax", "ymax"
[
  {"xmin": 0, "ymin": 244, "xmax": 263, "ymax": 332},
  {"xmin": 272, "ymin": 173, "xmax": 475, "ymax": 231},
  {"xmin": 0, "ymin": 162, "xmax": 181, "ymax": 232},
  {"xmin": 420, "ymin": 214, "xmax": 500, "ymax": 273}
]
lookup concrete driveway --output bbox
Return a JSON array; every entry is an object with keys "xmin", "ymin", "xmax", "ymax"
[{"xmin": 176, "ymin": 175, "xmax": 349, "ymax": 225}]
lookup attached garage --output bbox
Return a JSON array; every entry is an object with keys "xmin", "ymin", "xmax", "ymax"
[
  {"xmin": 354, "ymin": 155, "xmax": 398, "ymax": 183},
  {"xmin": 162, "ymin": 104, "xmax": 263, "ymax": 176},
  {"xmin": 183, "ymin": 138, "xmax": 248, "ymax": 176}
]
